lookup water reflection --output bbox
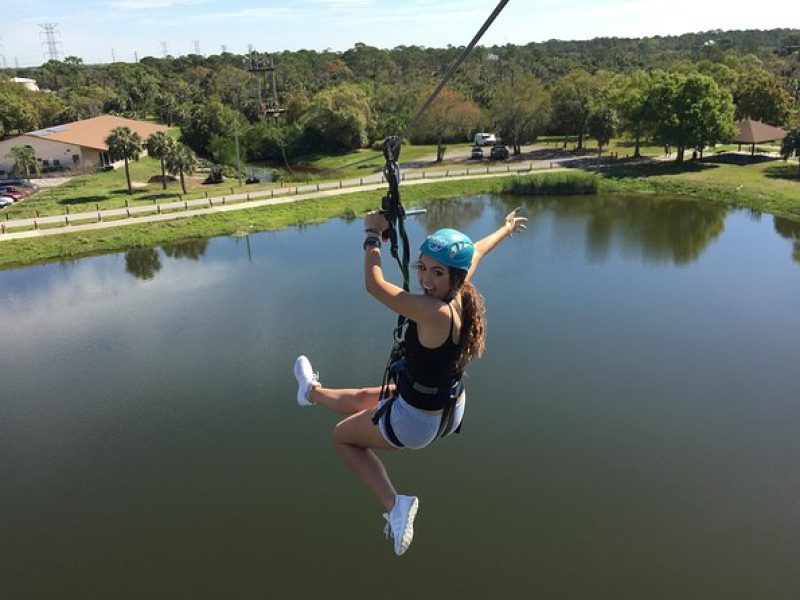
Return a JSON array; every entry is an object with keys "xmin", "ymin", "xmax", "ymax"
[
  {"xmin": 774, "ymin": 216, "xmax": 800, "ymax": 264},
  {"xmin": 496, "ymin": 195, "xmax": 727, "ymax": 265},
  {"xmin": 419, "ymin": 195, "xmax": 487, "ymax": 233},
  {"xmin": 124, "ymin": 247, "xmax": 162, "ymax": 280},
  {"xmin": 124, "ymin": 239, "xmax": 211, "ymax": 280},
  {"xmin": 161, "ymin": 238, "xmax": 209, "ymax": 261}
]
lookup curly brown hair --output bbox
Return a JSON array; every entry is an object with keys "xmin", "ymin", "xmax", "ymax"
[{"xmin": 449, "ymin": 268, "xmax": 486, "ymax": 372}]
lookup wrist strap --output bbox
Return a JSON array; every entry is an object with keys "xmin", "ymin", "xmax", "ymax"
[{"xmin": 363, "ymin": 236, "xmax": 381, "ymax": 250}]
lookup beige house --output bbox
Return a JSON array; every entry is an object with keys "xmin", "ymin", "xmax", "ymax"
[{"xmin": 0, "ymin": 115, "xmax": 169, "ymax": 177}]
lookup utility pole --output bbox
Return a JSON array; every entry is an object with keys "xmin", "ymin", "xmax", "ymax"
[
  {"xmin": 234, "ymin": 120, "xmax": 243, "ymax": 187},
  {"xmin": 134, "ymin": 51, "xmax": 139, "ymax": 63}
]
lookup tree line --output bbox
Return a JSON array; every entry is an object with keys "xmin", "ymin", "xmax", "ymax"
[{"xmin": 1, "ymin": 29, "xmax": 799, "ymax": 168}]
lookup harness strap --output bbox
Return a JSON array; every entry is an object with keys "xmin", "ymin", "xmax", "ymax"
[{"xmin": 372, "ymin": 397, "xmax": 404, "ymax": 448}]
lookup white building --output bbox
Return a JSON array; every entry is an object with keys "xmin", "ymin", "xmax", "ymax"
[
  {"xmin": 0, "ymin": 115, "xmax": 170, "ymax": 177},
  {"xmin": 12, "ymin": 77, "xmax": 40, "ymax": 92}
]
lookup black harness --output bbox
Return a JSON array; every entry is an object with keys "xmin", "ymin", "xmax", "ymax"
[{"xmin": 371, "ymin": 330, "xmax": 465, "ymax": 448}]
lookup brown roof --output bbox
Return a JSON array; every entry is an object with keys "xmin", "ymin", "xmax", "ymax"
[
  {"xmin": 732, "ymin": 119, "xmax": 787, "ymax": 144},
  {"xmin": 22, "ymin": 115, "xmax": 169, "ymax": 151}
]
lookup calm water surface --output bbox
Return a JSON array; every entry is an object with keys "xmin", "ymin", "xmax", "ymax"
[{"xmin": 1, "ymin": 194, "xmax": 799, "ymax": 599}]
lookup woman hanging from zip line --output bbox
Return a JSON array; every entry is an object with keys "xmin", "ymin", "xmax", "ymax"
[{"xmin": 293, "ymin": 206, "xmax": 527, "ymax": 556}]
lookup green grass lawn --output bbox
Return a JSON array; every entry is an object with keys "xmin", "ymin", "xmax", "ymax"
[
  {"xmin": 599, "ymin": 158, "xmax": 800, "ymax": 216},
  {"xmin": 0, "ymin": 177, "xmax": 507, "ymax": 269},
  {"xmin": 3, "ymin": 144, "xmax": 467, "ymax": 219}
]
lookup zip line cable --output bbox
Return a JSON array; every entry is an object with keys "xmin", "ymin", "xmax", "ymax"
[
  {"xmin": 314, "ymin": 0, "xmax": 511, "ymax": 179},
  {"xmin": 377, "ymin": 0, "xmax": 510, "ymax": 299},
  {"xmin": 393, "ymin": 0, "xmax": 510, "ymax": 153}
]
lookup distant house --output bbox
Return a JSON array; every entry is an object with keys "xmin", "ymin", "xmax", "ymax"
[
  {"xmin": 11, "ymin": 77, "xmax": 40, "ymax": 92},
  {"xmin": 0, "ymin": 115, "xmax": 169, "ymax": 177}
]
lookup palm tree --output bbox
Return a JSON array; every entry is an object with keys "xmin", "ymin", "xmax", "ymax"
[
  {"xmin": 781, "ymin": 128, "xmax": 800, "ymax": 172},
  {"xmin": 164, "ymin": 143, "xmax": 198, "ymax": 195},
  {"xmin": 145, "ymin": 131, "xmax": 175, "ymax": 190},
  {"xmin": 105, "ymin": 126, "xmax": 143, "ymax": 195},
  {"xmin": 6, "ymin": 145, "xmax": 40, "ymax": 181}
]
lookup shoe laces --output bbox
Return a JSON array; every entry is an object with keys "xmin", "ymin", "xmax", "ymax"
[
  {"xmin": 305, "ymin": 372, "xmax": 320, "ymax": 402},
  {"xmin": 382, "ymin": 513, "xmax": 393, "ymax": 540}
]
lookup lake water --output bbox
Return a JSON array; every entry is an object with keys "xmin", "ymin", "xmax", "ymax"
[{"xmin": 2, "ymin": 194, "xmax": 799, "ymax": 599}]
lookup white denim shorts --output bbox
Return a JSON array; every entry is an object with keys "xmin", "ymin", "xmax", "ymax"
[{"xmin": 376, "ymin": 391, "xmax": 466, "ymax": 450}]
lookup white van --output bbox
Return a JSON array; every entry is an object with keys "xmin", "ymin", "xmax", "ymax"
[{"xmin": 473, "ymin": 132, "xmax": 497, "ymax": 147}]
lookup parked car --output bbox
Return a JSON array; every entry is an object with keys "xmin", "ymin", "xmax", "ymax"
[
  {"xmin": 0, "ymin": 179, "xmax": 38, "ymax": 191},
  {"xmin": 489, "ymin": 144, "xmax": 509, "ymax": 160},
  {"xmin": 473, "ymin": 132, "xmax": 497, "ymax": 147},
  {"xmin": 7, "ymin": 186, "xmax": 34, "ymax": 197},
  {"xmin": 0, "ymin": 189, "xmax": 24, "ymax": 201},
  {"xmin": 0, "ymin": 196, "xmax": 15, "ymax": 208},
  {"xmin": 470, "ymin": 146, "xmax": 484, "ymax": 159}
]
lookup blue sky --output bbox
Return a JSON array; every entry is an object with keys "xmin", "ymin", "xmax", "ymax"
[{"xmin": 2, "ymin": 0, "xmax": 798, "ymax": 68}]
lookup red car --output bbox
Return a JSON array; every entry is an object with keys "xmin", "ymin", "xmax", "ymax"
[{"xmin": 0, "ymin": 188, "xmax": 24, "ymax": 200}]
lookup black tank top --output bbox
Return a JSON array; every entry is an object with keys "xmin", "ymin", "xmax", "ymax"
[{"xmin": 397, "ymin": 303, "xmax": 462, "ymax": 408}]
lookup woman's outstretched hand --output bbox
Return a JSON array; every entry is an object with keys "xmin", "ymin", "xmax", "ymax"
[{"xmin": 505, "ymin": 207, "xmax": 527, "ymax": 236}]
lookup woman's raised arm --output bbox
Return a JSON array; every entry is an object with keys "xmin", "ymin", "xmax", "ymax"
[{"xmin": 466, "ymin": 207, "xmax": 527, "ymax": 281}]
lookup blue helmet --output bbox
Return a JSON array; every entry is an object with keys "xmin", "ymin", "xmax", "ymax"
[{"xmin": 419, "ymin": 228, "xmax": 474, "ymax": 272}]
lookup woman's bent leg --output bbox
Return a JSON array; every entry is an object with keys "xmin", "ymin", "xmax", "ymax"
[
  {"xmin": 311, "ymin": 385, "xmax": 388, "ymax": 415},
  {"xmin": 332, "ymin": 408, "xmax": 398, "ymax": 510}
]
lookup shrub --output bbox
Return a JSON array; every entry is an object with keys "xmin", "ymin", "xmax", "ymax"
[{"xmin": 503, "ymin": 172, "xmax": 599, "ymax": 195}]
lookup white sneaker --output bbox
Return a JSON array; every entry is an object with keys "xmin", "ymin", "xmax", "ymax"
[
  {"xmin": 293, "ymin": 355, "xmax": 319, "ymax": 406},
  {"xmin": 382, "ymin": 495, "xmax": 419, "ymax": 556}
]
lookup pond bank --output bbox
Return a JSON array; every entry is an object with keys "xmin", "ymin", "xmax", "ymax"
[{"xmin": 1, "ymin": 167, "xmax": 799, "ymax": 271}]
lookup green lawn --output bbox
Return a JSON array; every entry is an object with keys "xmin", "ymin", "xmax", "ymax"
[
  {"xmin": 599, "ymin": 158, "xmax": 800, "ymax": 216},
  {"xmin": 0, "ymin": 177, "xmax": 507, "ymax": 269},
  {"xmin": 3, "ymin": 144, "xmax": 467, "ymax": 219}
]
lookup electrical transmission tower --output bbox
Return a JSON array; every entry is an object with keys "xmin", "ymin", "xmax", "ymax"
[
  {"xmin": 0, "ymin": 35, "xmax": 6, "ymax": 71},
  {"xmin": 111, "ymin": 48, "xmax": 116, "ymax": 63},
  {"xmin": 193, "ymin": 40, "xmax": 201, "ymax": 55},
  {"xmin": 39, "ymin": 23, "xmax": 63, "ymax": 61},
  {"xmin": 245, "ymin": 51, "xmax": 285, "ymax": 122},
  {"xmin": 160, "ymin": 41, "xmax": 169, "ymax": 58},
  {"xmin": 221, "ymin": 45, "xmax": 228, "ymax": 54}
]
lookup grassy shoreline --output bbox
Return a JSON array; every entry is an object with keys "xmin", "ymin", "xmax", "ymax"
[{"xmin": 2, "ymin": 165, "xmax": 799, "ymax": 271}]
